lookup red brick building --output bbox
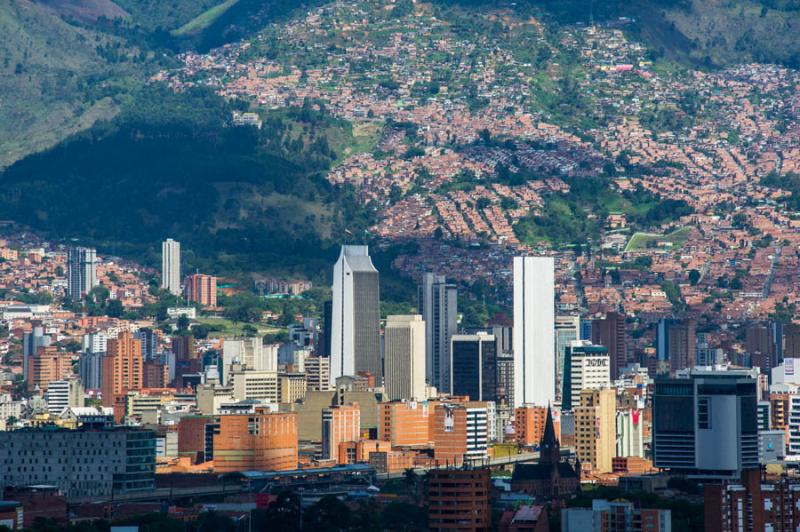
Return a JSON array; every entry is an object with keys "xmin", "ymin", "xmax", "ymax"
[{"xmin": 428, "ymin": 468, "xmax": 491, "ymax": 532}]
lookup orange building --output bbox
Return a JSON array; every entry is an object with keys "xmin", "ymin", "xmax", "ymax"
[
  {"xmin": 101, "ymin": 331, "xmax": 143, "ymax": 408},
  {"xmin": 432, "ymin": 403, "xmax": 468, "ymax": 466},
  {"xmin": 428, "ymin": 468, "xmax": 491, "ymax": 532},
  {"xmin": 515, "ymin": 406, "xmax": 560, "ymax": 447},
  {"xmin": 214, "ymin": 409, "xmax": 298, "ymax": 472},
  {"xmin": 379, "ymin": 401, "xmax": 432, "ymax": 448},
  {"xmin": 322, "ymin": 404, "xmax": 360, "ymax": 462},
  {"xmin": 28, "ymin": 346, "xmax": 71, "ymax": 392},
  {"xmin": 184, "ymin": 274, "xmax": 217, "ymax": 308}
]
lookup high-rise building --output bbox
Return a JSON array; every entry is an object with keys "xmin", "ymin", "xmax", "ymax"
[
  {"xmin": 330, "ymin": 245, "xmax": 380, "ymax": 385},
  {"xmin": 591, "ymin": 312, "xmax": 626, "ymax": 380},
  {"xmin": 278, "ymin": 373, "xmax": 307, "ymax": 404},
  {"xmin": 161, "ymin": 238, "xmax": 181, "ymax": 296},
  {"xmin": 44, "ymin": 379, "xmax": 84, "ymax": 416},
  {"xmin": 184, "ymin": 273, "xmax": 217, "ymax": 307},
  {"xmin": 384, "ymin": 315, "xmax": 426, "ymax": 401},
  {"xmin": 134, "ymin": 328, "xmax": 157, "ymax": 361},
  {"xmin": 555, "ymin": 316, "xmax": 580, "ymax": 402},
  {"xmin": 418, "ymin": 273, "xmax": 457, "ymax": 392},
  {"xmin": 67, "ymin": 246, "xmax": 98, "ymax": 300},
  {"xmin": 432, "ymin": 401, "xmax": 489, "ymax": 465},
  {"xmin": 213, "ymin": 409, "xmax": 297, "ymax": 472},
  {"xmin": 101, "ymin": 331, "xmax": 143, "ymax": 408},
  {"xmin": 451, "ymin": 332, "xmax": 498, "ymax": 402},
  {"xmin": 656, "ymin": 318, "xmax": 697, "ymax": 373},
  {"xmin": 574, "ymin": 388, "xmax": 616, "ymax": 474},
  {"xmin": 79, "ymin": 351, "xmax": 104, "ymax": 390},
  {"xmin": 562, "ymin": 340, "xmax": 610, "ymax": 411},
  {"xmin": 230, "ymin": 367, "xmax": 279, "ymax": 403},
  {"xmin": 513, "ymin": 256, "xmax": 555, "ymax": 408},
  {"xmin": 222, "ymin": 337, "xmax": 277, "ymax": 383},
  {"xmin": 652, "ymin": 368, "xmax": 758, "ymax": 478},
  {"xmin": 321, "ymin": 404, "xmax": 360, "ymax": 462},
  {"xmin": 28, "ymin": 346, "xmax": 71, "ymax": 393},
  {"xmin": 616, "ymin": 409, "xmax": 645, "ymax": 458},
  {"xmin": 305, "ymin": 356, "xmax": 331, "ymax": 391},
  {"xmin": 514, "ymin": 405, "xmax": 560, "ymax": 447},
  {"xmin": 428, "ymin": 468, "xmax": 491, "ymax": 532},
  {"xmin": 319, "ymin": 300, "xmax": 333, "ymax": 357},
  {"xmin": 23, "ymin": 325, "xmax": 51, "ymax": 385}
]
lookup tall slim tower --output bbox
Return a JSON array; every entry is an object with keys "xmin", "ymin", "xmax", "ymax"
[
  {"xmin": 161, "ymin": 238, "xmax": 181, "ymax": 296},
  {"xmin": 513, "ymin": 256, "xmax": 555, "ymax": 408},
  {"xmin": 555, "ymin": 315, "xmax": 580, "ymax": 402},
  {"xmin": 418, "ymin": 273, "xmax": 457, "ymax": 392},
  {"xmin": 384, "ymin": 315, "xmax": 426, "ymax": 401},
  {"xmin": 67, "ymin": 246, "xmax": 98, "ymax": 300},
  {"xmin": 330, "ymin": 245, "xmax": 380, "ymax": 385}
]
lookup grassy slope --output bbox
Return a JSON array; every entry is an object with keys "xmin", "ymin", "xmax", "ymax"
[
  {"xmin": 0, "ymin": 0, "xmax": 145, "ymax": 167},
  {"xmin": 111, "ymin": 0, "xmax": 224, "ymax": 31},
  {"xmin": 172, "ymin": 0, "xmax": 239, "ymax": 36},
  {"xmin": 625, "ymin": 227, "xmax": 691, "ymax": 252}
]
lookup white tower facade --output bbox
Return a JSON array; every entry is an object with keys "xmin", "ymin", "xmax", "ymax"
[
  {"xmin": 513, "ymin": 256, "xmax": 555, "ymax": 408},
  {"xmin": 384, "ymin": 315, "xmax": 426, "ymax": 401},
  {"xmin": 330, "ymin": 245, "xmax": 380, "ymax": 385},
  {"xmin": 161, "ymin": 238, "xmax": 181, "ymax": 296}
]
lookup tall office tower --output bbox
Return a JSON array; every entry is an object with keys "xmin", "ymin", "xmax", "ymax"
[
  {"xmin": 101, "ymin": 331, "xmax": 143, "ymax": 408},
  {"xmin": 305, "ymin": 355, "xmax": 331, "ymax": 391},
  {"xmin": 330, "ymin": 245, "xmax": 380, "ymax": 385},
  {"xmin": 82, "ymin": 332, "xmax": 108, "ymax": 354},
  {"xmin": 134, "ymin": 328, "xmax": 157, "ymax": 361},
  {"xmin": 555, "ymin": 316, "xmax": 581, "ymax": 402},
  {"xmin": 451, "ymin": 332, "xmax": 498, "ymax": 402},
  {"xmin": 23, "ymin": 325, "xmax": 51, "ymax": 385},
  {"xmin": 161, "ymin": 238, "xmax": 181, "ymax": 296},
  {"xmin": 656, "ymin": 318, "xmax": 697, "ymax": 374},
  {"xmin": 44, "ymin": 378, "xmax": 84, "ymax": 416},
  {"xmin": 384, "ymin": 315, "xmax": 426, "ymax": 401},
  {"xmin": 574, "ymin": 388, "xmax": 616, "ymax": 474},
  {"xmin": 562, "ymin": 340, "xmax": 610, "ymax": 411},
  {"xmin": 321, "ymin": 404, "xmax": 360, "ymax": 462},
  {"xmin": 67, "ymin": 246, "xmax": 98, "ymax": 300},
  {"xmin": 419, "ymin": 273, "xmax": 458, "ymax": 392},
  {"xmin": 591, "ymin": 311, "xmax": 626, "ymax": 380},
  {"xmin": 184, "ymin": 274, "xmax": 217, "ymax": 307},
  {"xmin": 318, "ymin": 300, "xmax": 333, "ymax": 357},
  {"xmin": 79, "ymin": 351, "xmax": 104, "ymax": 390},
  {"xmin": 513, "ymin": 256, "xmax": 555, "ymax": 408},
  {"xmin": 222, "ymin": 338, "xmax": 277, "ymax": 383},
  {"xmin": 652, "ymin": 368, "xmax": 758, "ymax": 478},
  {"xmin": 616, "ymin": 409, "xmax": 645, "ymax": 458}
]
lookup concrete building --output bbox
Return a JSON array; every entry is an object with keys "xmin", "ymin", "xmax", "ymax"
[
  {"xmin": 305, "ymin": 356, "xmax": 331, "ymax": 392},
  {"xmin": 278, "ymin": 373, "xmax": 307, "ymax": 404},
  {"xmin": 428, "ymin": 468, "xmax": 491, "ymax": 532},
  {"xmin": 513, "ymin": 256, "xmax": 554, "ymax": 408},
  {"xmin": 322, "ymin": 404, "xmax": 360, "ymax": 462},
  {"xmin": 514, "ymin": 405, "xmax": 560, "ymax": 447},
  {"xmin": 161, "ymin": 238, "xmax": 181, "ymax": 296},
  {"xmin": 575, "ymin": 388, "xmax": 616, "ymax": 474},
  {"xmin": 67, "ymin": 246, "xmax": 98, "ymax": 301},
  {"xmin": 330, "ymin": 245, "xmax": 380, "ymax": 385},
  {"xmin": 451, "ymin": 332, "xmax": 498, "ymax": 402},
  {"xmin": 222, "ymin": 338, "xmax": 277, "ymax": 383},
  {"xmin": 229, "ymin": 367, "xmax": 279, "ymax": 404},
  {"xmin": 562, "ymin": 499, "xmax": 671, "ymax": 532},
  {"xmin": 184, "ymin": 273, "xmax": 217, "ymax": 307},
  {"xmin": 653, "ymin": 368, "xmax": 759, "ymax": 478},
  {"xmin": 591, "ymin": 311, "xmax": 626, "ymax": 380},
  {"xmin": 562, "ymin": 340, "xmax": 610, "ymax": 411},
  {"xmin": 101, "ymin": 331, "xmax": 143, "ymax": 409},
  {"xmin": 378, "ymin": 400, "xmax": 431, "ymax": 447},
  {"xmin": 23, "ymin": 326, "xmax": 51, "ymax": 386},
  {"xmin": 44, "ymin": 379, "xmax": 83, "ymax": 416},
  {"xmin": 384, "ymin": 315, "xmax": 426, "ymax": 401},
  {"xmin": 657, "ymin": 318, "xmax": 697, "ymax": 374},
  {"xmin": 213, "ymin": 408, "xmax": 297, "ymax": 472},
  {"xmin": 0, "ymin": 428, "xmax": 155, "ymax": 499},
  {"xmin": 418, "ymin": 273, "xmax": 457, "ymax": 393},
  {"xmin": 555, "ymin": 315, "xmax": 580, "ymax": 402},
  {"xmin": 28, "ymin": 346, "xmax": 70, "ymax": 393},
  {"xmin": 432, "ymin": 401, "xmax": 489, "ymax": 465},
  {"xmin": 616, "ymin": 409, "xmax": 645, "ymax": 458}
]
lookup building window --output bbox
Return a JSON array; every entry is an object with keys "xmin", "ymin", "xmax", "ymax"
[{"xmin": 698, "ymin": 397, "xmax": 711, "ymax": 429}]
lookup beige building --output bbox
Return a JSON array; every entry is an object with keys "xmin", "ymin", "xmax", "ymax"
[
  {"xmin": 384, "ymin": 315, "xmax": 426, "ymax": 401},
  {"xmin": 230, "ymin": 367, "xmax": 278, "ymax": 404},
  {"xmin": 279, "ymin": 372, "xmax": 307, "ymax": 404},
  {"xmin": 574, "ymin": 388, "xmax": 616, "ymax": 474},
  {"xmin": 305, "ymin": 356, "xmax": 331, "ymax": 392}
]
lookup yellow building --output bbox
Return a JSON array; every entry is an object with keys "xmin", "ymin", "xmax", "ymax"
[{"xmin": 574, "ymin": 388, "xmax": 616, "ymax": 474}]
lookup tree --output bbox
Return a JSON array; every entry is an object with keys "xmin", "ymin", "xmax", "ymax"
[
  {"xmin": 256, "ymin": 490, "xmax": 301, "ymax": 532},
  {"xmin": 303, "ymin": 495, "xmax": 351, "ymax": 532},
  {"xmin": 106, "ymin": 299, "xmax": 124, "ymax": 318},
  {"xmin": 688, "ymin": 269, "xmax": 701, "ymax": 286}
]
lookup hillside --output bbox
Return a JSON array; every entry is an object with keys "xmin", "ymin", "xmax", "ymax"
[{"xmin": 0, "ymin": 86, "xmax": 369, "ymax": 275}]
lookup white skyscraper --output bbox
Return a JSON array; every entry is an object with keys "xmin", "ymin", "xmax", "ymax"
[
  {"xmin": 331, "ymin": 245, "xmax": 380, "ymax": 386},
  {"xmin": 67, "ymin": 247, "xmax": 98, "ymax": 300},
  {"xmin": 161, "ymin": 238, "xmax": 181, "ymax": 296},
  {"xmin": 513, "ymin": 256, "xmax": 555, "ymax": 408},
  {"xmin": 418, "ymin": 273, "xmax": 457, "ymax": 393},
  {"xmin": 384, "ymin": 315, "xmax": 426, "ymax": 401}
]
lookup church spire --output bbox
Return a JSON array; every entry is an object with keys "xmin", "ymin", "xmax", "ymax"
[{"xmin": 540, "ymin": 405, "xmax": 560, "ymax": 465}]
